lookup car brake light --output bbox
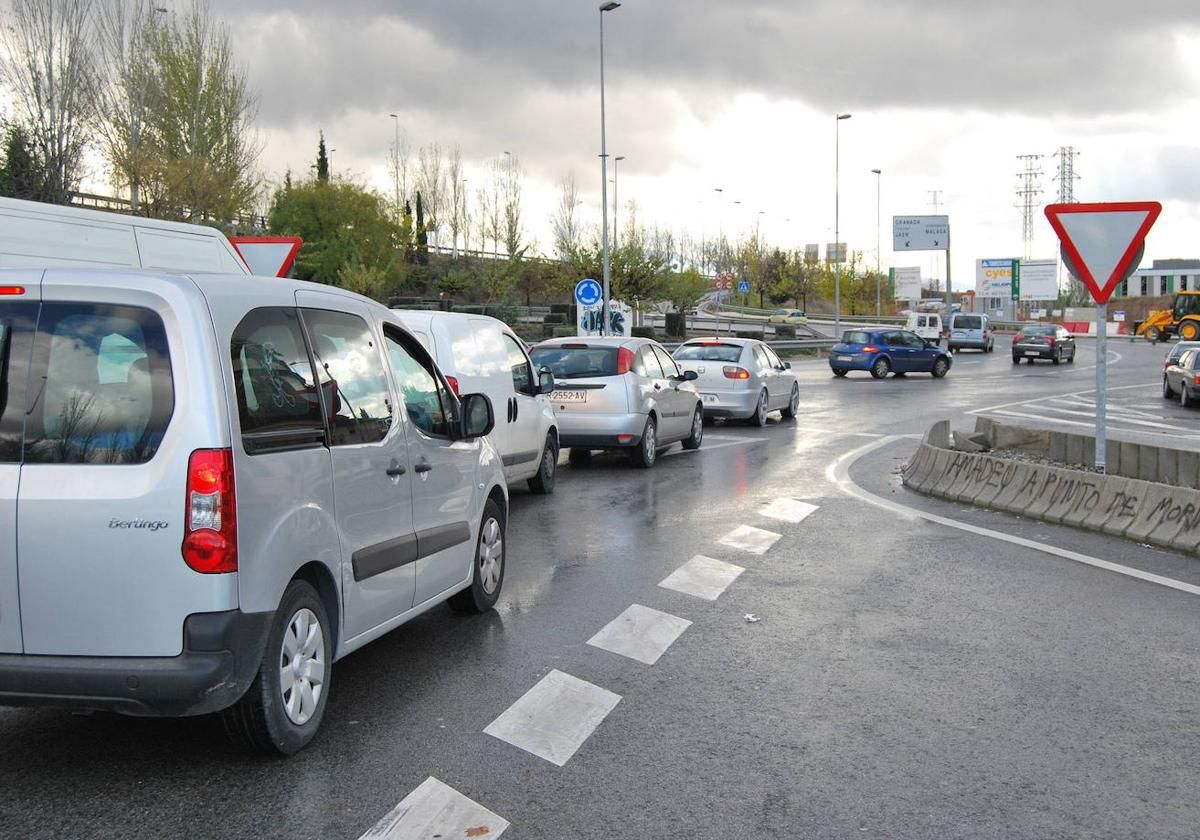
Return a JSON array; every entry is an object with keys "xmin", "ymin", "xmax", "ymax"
[
  {"xmin": 445, "ymin": 375, "xmax": 460, "ymax": 396},
  {"xmin": 1194, "ymin": 376, "xmax": 1200, "ymax": 386},
  {"xmin": 616, "ymin": 347, "xmax": 635, "ymax": 374},
  {"xmin": 701, "ymin": 340, "xmax": 723, "ymax": 345},
  {"xmin": 1014, "ymin": 333, "xmax": 1024, "ymax": 343},
  {"xmin": 183, "ymin": 449, "xmax": 237, "ymax": 574},
  {"xmin": 723, "ymin": 366, "xmax": 751, "ymax": 380},
  {"xmin": 1046, "ymin": 337, "xmax": 1056, "ymax": 346},
  {"xmin": 617, "ymin": 434, "xmax": 634, "ymax": 444},
  {"xmin": 0, "ymin": 286, "xmax": 25, "ymax": 296},
  {"xmin": 862, "ymin": 346, "xmax": 878, "ymax": 353}
]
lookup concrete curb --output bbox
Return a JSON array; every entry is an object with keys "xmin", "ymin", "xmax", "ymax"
[{"xmin": 902, "ymin": 422, "xmax": 1200, "ymax": 557}]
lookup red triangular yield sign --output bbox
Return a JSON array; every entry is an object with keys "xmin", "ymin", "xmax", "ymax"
[
  {"xmin": 229, "ymin": 236, "xmax": 303, "ymax": 278},
  {"xmin": 1044, "ymin": 202, "xmax": 1161, "ymax": 305}
]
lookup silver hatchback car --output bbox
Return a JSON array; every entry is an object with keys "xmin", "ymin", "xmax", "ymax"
[
  {"xmin": 672, "ymin": 338, "xmax": 800, "ymax": 425},
  {"xmin": 530, "ymin": 336, "xmax": 703, "ymax": 468}
]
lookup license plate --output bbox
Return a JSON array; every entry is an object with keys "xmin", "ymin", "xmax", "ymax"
[
  {"xmin": 836, "ymin": 355, "xmax": 853, "ymax": 362},
  {"xmin": 702, "ymin": 393, "xmax": 718, "ymax": 404},
  {"xmin": 553, "ymin": 390, "xmax": 588, "ymax": 403},
  {"xmin": 1024, "ymin": 351, "xmax": 1039, "ymax": 356}
]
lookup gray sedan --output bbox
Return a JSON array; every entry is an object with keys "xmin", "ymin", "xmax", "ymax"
[
  {"xmin": 672, "ymin": 338, "xmax": 799, "ymax": 425},
  {"xmin": 530, "ymin": 336, "xmax": 703, "ymax": 468}
]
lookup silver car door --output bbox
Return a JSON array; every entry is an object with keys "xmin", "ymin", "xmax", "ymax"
[
  {"xmin": 653, "ymin": 344, "xmax": 691, "ymax": 439},
  {"xmin": 635, "ymin": 345, "xmax": 669, "ymax": 436}
]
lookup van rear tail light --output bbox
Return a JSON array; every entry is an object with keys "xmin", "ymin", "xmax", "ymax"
[
  {"xmin": 445, "ymin": 375, "xmax": 460, "ymax": 396},
  {"xmin": 723, "ymin": 366, "xmax": 751, "ymax": 380},
  {"xmin": 183, "ymin": 449, "xmax": 237, "ymax": 574},
  {"xmin": 616, "ymin": 347, "xmax": 636, "ymax": 375},
  {"xmin": 0, "ymin": 286, "xmax": 25, "ymax": 296}
]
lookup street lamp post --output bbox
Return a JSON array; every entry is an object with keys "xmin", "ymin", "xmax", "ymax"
[
  {"xmin": 872, "ymin": 168, "xmax": 882, "ymax": 316},
  {"xmin": 598, "ymin": 1, "xmax": 621, "ymax": 335},
  {"xmin": 329, "ymin": 148, "xmax": 337, "ymax": 178},
  {"xmin": 389, "ymin": 113, "xmax": 401, "ymax": 223},
  {"xmin": 834, "ymin": 113, "xmax": 851, "ymax": 338},
  {"xmin": 613, "ymin": 155, "xmax": 625, "ymax": 252}
]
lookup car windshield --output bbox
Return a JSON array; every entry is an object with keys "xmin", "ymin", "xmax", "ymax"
[
  {"xmin": 530, "ymin": 345, "xmax": 619, "ymax": 378},
  {"xmin": 841, "ymin": 331, "xmax": 874, "ymax": 345},
  {"xmin": 674, "ymin": 343, "xmax": 743, "ymax": 362}
]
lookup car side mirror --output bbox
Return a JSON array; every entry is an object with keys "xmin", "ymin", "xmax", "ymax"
[
  {"xmin": 459, "ymin": 392, "xmax": 494, "ymax": 440},
  {"xmin": 783, "ymin": 361, "xmax": 792, "ymax": 369},
  {"xmin": 682, "ymin": 369, "xmax": 699, "ymax": 381},
  {"xmin": 538, "ymin": 366, "xmax": 555, "ymax": 394}
]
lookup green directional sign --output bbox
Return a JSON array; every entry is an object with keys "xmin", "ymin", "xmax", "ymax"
[
  {"xmin": 888, "ymin": 267, "xmax": 895, "ymax": 298},
  {"xmin": 1010, "ymin": 259, "xmax": 1021, "ymax": 302}
]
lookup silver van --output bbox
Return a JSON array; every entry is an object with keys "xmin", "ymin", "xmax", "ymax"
[
  {"xmin": 0, "ymin": 268, "xmax": 506, "ymax": 754},
  {"xmin": 947, "ymin": 312, "xmax": 994, "ymax": 353}
]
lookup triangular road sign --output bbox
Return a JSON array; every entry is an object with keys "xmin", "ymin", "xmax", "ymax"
[
  {"xmin": 229, "ymin": 236, "xmax": 303, "ymax": 278},
  {"xmin": 1044, "ymin": 202, "xmax": 1161, "ymax": 304}
]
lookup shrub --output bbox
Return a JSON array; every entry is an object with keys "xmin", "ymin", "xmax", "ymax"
[
  {"xmin": 664, "ymin": 312, "xmax": 686, "ymax": 337},
  {"xmin": 736, "ymin": 330, "xmax": 765, "ymax": 340},
  {"xmin": 631, "ymin": 326, "xmax": 657, "ymax": 339},
  {"xmin": 543, "ymin": 313, "xmax": 567, "ymax": 325},
  {"xmin": 774, "ymin": 324, "xmax": 796, "ymax": 339}
]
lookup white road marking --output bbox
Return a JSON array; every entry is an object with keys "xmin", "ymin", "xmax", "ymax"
[
  {"xmin": 586, "ymin": 604, "xmax": 692, "ymax": 665},
  {"xmin": 659, "ymin": 555, "xmax": 746, "ymax": 600},
  {"xmin": 358, "ymin": 777, "xmax": 509, "ymax": 840},
  {"xmin": 826, "ymin": 436, "xmax": 1200, "ymax": 598},
  {"xmin": 760, "ymin": 498, "xmax": 820, "ymax": 524},
  {"xmin": 483, "ymin": 670, "xmax": 621, "ymax": 767},
  {"xmin": 718, "ymin": 524, "xmax": 783, "ymax": 555},
  {"xmin": 661, "ymin": 438, "xmax": 760, "ymax": 459}
]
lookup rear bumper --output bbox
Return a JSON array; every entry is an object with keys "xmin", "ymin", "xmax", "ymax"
[
  {"xmin": 0, "ymin": 609, "xmax": 273, "ymax": 717},
  {"xmin": 1013, "ymin": 344, "xmax": 1057, "ymax": 358},
  {"xmin": 697, "ymin": 390, "xmax": 758, "ymax": 419},
  {"xmin": 949, "ymin": 337, "xmax": 988, "ymax": 349},
  {"xmin": 558, "ymin": 412, "xmax": 649, "ymax": 448},
  {"xmin": 828, "ymin": 353, "xmax": 876, "ymax": 371}
]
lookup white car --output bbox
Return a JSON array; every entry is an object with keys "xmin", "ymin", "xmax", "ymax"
[
  {"xmin": 395, "ymin": 311, "xmax": 559, "ymax": 494},
  {"xmin": 672, "ymin": 338, "xmax": 799, "ymax": 424}
]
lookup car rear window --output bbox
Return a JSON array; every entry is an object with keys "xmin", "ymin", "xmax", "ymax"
[
  {"xmin": 954, "ymin": 316, "xmax": 982, "ymax": 329},
  {"xmin": 530, "ymin": 345, "xmax": 618, "ymax": 378},
  {"xmin": 21, "ymin": 303, "xmax": 174, "ymax": 465},
  {"xmin": 1023, "ymin": 325, "xmax": 1055, "ymax": 336},
  {"xmin": 841, "ymin": 331, "xmax": 873, "ymax": 345},
  {"xmin": 674, "ymin": 343, "xmax": 742, "ymax": 363}
]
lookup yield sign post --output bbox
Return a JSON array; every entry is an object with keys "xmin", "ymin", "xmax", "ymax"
[{"xmin": 1044, "ymin": 201, "xmax": 1162, "ymax": 473}]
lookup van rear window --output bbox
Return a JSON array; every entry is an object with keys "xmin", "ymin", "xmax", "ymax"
[
  {"xmin": 21, "ymin": 304, "xmax": 174, "ymax": 465},
  {"xmin": 530, "ymin": 345, "xmax": 619, "ymax": 378},
  {"xmin": 954, "ymin": 316, "xmax": 982, "ymax": 329},
  {"xmin": 0, "ymin": 303, "xmax": 38, "ymax": 463}
]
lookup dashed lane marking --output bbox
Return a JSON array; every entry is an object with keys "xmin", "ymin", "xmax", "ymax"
[
  {"xmin": 658, "ymin": 555, "xmax": 746, "ymax": 601},
  {"xmin": 718, "ymin": 524, "xmax": 783, "ymax": 555},
  {"xmin": 760, "ymin": 498, "xmax": 819, "ymax": 524},
  {"xmin": 826, "ymin": 435, "xmax": 1200, "ymax": 598},
  {"xmin": 586, "ymin": 604, "xmax": 692, "ymax": 665},
  {"xmin": 358, "ymin": 777, "xmax": 509, "ymax": 840},
  {"xmin": 483, "ymin": 670, "xmax": 621, "ymax": 767}
]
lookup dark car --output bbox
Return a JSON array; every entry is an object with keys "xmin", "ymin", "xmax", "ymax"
[
  {"xmin": 1011, "ymin": 324, "xmax": 1076, "ymax": 364},
  {"xmin": 829, "ymin": 328, "xmax": 952, "ymax": 379},
  {"xmin": 1163, "ymin": 348, "xmax": 1200, "ymax": 406},
  {"xmin": 1162, "ymin": 340, "xmax": 1200, "ymax": 371}
]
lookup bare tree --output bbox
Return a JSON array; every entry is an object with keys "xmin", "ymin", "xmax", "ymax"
[
  {"xmin": 415, "ymin": 141, "xmax": 445, "ymax": 232},
  {"xmin": 475, "ymin": 185, "xmax": 493, "ymax": 255},
  {"xmin": 386, "ymin": 121, "xmax": 411, "ymax": 223},
  {"xmin": 0, "ymin": 0, "xmax": 97, "ymax": 203},
  {"xmin": 551, "ymin": 173, "xmax": 583, "ymax": 261},
  {"xmin": 499, "ymin": 153, "xmax": 523, "ymax": 257},
  {"xmin": 446, "ymin": 145, "xmax": 464, "ymax": 256},
  {"xmin": 92, "ymin": 0, "xmax": 161, "ymax": 212}
]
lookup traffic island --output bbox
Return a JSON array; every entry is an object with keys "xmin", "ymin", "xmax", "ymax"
[{"xmin": 901, "ymin": 419, "xmax": 1200, "ymax": 556}]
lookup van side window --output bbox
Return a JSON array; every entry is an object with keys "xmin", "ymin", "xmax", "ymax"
[
  {"xmin": 24, "ymin": 303, "xmax": 174, "ymax": 465},
  {"xmin": 0, "ymin": 303, "xmax": 39, "ymax": 463},
  {"xmin": 301, "ymin": 309, "xmax": 393, "ymax": 447},
  {"xmin": 501, "ymin": 333, "xmax": 534, "ymax": 395},
  {"xmin": 230, "ymin": 307, "xmax": 327, "ymax": 451},
  {"xmin": 382, "ymin": 327, "xmax": 455, "ymax": 438}
]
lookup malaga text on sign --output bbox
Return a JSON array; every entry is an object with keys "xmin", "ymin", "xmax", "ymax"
[{"xmin": 893, "ymin": 215, "xmax": 949, "ymax": 252}]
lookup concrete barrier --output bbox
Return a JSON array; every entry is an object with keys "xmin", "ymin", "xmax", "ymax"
[{"xmin": 903, "ymin": 419, "xmax": 1200, "ymax": 557}]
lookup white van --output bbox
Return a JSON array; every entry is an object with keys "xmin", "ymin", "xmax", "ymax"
[
  {"xmin": 905, "ymin": 312, "xmax": 943, "ymax": 342},
  {"xmin": 395, "ymin": 311, "xmax": 559, "ymax": 493},
  {"xmin": 0, "ymin": 196, "xmax": 249, "ymax": 275}
]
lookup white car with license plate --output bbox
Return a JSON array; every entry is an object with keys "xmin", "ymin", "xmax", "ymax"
[
  {"xmin": 529, "ymin": 337, "xmax": 704, "ymax": 468},
  {"xmin": 672, "ymin": 338, "xmax": 799, "ymax": 425}
]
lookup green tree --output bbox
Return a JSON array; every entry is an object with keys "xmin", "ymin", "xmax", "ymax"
[
  {"xmin": 268, "ymin": 178, "xmax": 404, "ymax": 295},
  {"xmin": 315, "ymin": 131, "xmax": 329, "ymax": 183},
  {"xmin": 0, "ymin": 124, "xmax": 48, "ymax": 200},
  {"xmin": 415, "ymin": 190, "xmax": 429, "ymax": 264},
  {"xmin": 665, "ymin": 267, "xmax": 711, "ymax": 314}
]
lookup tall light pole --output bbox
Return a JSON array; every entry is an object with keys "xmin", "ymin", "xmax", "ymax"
[
  {"xmin": 329, "ymin": 148, "xmax": 337, "ymax": 178},
  {"xmin": 872, "ymin": 168, "xmax": 882, "ymax": 316},
  {"xmin": 598, "ymin": 1, "xmax": 621, "ymax": 335},
  {"xmin": 389, "ymin": 114, "xmax": 401, "ymax": 222},
  {"xmin": 833, "ymin": 113, "xmax": 851, "ymax": 338},
  {"xmin": 612, "ymin": 155, "xmax": 625, "ymax": 252}
]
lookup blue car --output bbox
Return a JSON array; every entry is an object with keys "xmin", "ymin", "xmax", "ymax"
[{"xmin": 830, "ymin": 328, "xmax": 952, "ymax": 379}]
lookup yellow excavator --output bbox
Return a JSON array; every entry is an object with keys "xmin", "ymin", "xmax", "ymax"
[{"xmin": 1134, "ymin": 291, "xmax": 1200, "ymax": 343}]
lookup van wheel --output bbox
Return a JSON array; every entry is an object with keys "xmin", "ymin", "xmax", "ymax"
[
  {"xmin": 629, "ymin": 416, "xmax": 658, "ymax": 468},
  {"xmin": 448, "ymin": 499, "xmax": 505, "ymax": 614},
  {"xmin": 870, "ymin": 357, "xmax": 891, "ymax": 379},
  {"xmin": 781, "ymin": 384, "xmax": 800, "ymax": 418},
  {"xmin": 682, "ymin": 406, "xmax": 704, "ymax": 450},
  {"xmin": 527, "ymin": 433, "xmax": 558, "ymax": 494},
  {"xmin": 222, "ymin": 580, "xmax": 331, "ymax": 756}
]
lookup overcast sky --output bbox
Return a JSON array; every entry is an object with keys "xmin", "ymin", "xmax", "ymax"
[{"xmin": 212, "ymin": 0, "xmax": 1200, "ymax": 291}]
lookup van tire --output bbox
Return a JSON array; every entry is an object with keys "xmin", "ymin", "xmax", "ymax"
[
  {"xmin": 527, "ymin": 433, "xmax": 558, "ymax": 494},
  {"xmin": 448, "ymin": 499, "xmax": 506, "ymax": 614},
  {"xmin": 222, "ymin": 580, "xmax": 332, "ymax": 756}
]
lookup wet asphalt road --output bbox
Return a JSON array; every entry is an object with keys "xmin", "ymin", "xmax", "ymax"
[{"xmin": 2, "ymin": 337, "xmax": 1199, "ymax": 839}]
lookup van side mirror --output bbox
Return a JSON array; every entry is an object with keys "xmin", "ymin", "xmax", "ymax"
[
  {"xmin": 537, "ymin": 366, "xmax": 555, "ymax": 395},
  {"xmin": 459, "ymin": 393, "xmax": 494, "ymax": 439}
]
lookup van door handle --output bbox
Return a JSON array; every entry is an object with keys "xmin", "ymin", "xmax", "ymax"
[
  {"xmin": 386, "ymin": 462, "xmax": 407, "ymax": 477},
  {"xmin": 414, "ymin": 460, "xmax": 433, "ymax": 474},
  {"xmin": 512, "ymin": 397, "xmax": 518, "ymax": 421}
]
